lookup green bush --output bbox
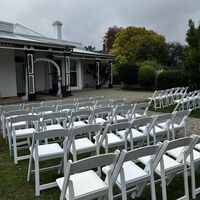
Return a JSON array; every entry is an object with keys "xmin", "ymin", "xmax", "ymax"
[
  {"xmin": 138, "ymin": 65, "xmax": 156, "ymax": 87},
  {"xmin": 157, "ymin": 70, "xmax": 188, "ymax": 89},
  {"xmin": 138, "ymin": 60, "xmax": 164, "ymax": 70},
  {"xmin": 118, "ymin": 62, "xmax": 139, "ymax": 84},
  {"xmin": 113, "ymin": 73, "xmax": 120, "ymax": 84}
]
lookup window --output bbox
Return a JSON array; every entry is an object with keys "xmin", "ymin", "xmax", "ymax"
[{"xmin": 70, "ymin": 60, "xmax": 77, "ymax": 87}]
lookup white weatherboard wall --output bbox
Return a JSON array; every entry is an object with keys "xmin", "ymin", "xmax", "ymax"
[{"xmin": 0, "ymin": 49, "xmax": 17, "ymax": 98}]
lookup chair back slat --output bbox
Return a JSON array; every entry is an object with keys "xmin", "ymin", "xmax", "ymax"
[
  {"xmin": 34, "ymin": 129, "xmax": 69, "ymax": 141},
  {"xmin": 70, "ymin": 152, "xmax": 119, "ymax": 175},
  {"xmin": 3, "ymin": 109, "xmax": 29, "ymax": 118},
  {"xmin": 11, "ymin": 114, "xmax": 40, "ymax": 124},
  {"xmin": 72, "ymin": 124, "xmax": 103, "ymax": 136}
]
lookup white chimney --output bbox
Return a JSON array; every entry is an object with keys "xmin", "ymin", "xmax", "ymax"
[{"xmin": 52, "ymin": 21, "xmax": 62, "ymax": 40}]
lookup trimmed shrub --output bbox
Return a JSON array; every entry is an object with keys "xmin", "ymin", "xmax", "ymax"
[
  {"xmin": 113, "ymin": 73, "xmax": 120, "ymax": 84},
  {"xmin": 156, "ymin": 70, "xmax": 188, "ymax": 89},
  {"xmin": 118, "ymin": 62, "xmax": 139, "ymax": 84},
  {"xmin": 138, "ymin": 65, "xmax": 156, "ymax": 87}
]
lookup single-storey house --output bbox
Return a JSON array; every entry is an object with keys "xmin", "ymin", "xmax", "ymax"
[{"xmin": 0, "ymin": 21, "xmax": 114, "ymax": 100}]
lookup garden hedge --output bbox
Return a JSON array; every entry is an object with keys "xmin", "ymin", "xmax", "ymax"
[
  {"xmin": 156, "ymin": 70, "xmax": 187, "ymax": 89},
  {"xmin": 138, "ymin": 65, "xmax": 156, "ymax": 87}
]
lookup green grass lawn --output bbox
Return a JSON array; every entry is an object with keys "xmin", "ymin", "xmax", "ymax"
[
  {"xmin": 149, "ymin": 105, "xmax": 200, "ymax": 118},
  {"xmin": 1, "ymin": 134, "xmax": 200, "ymax": 200}
]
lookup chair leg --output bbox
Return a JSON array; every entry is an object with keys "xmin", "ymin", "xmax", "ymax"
[
  {"xmin": 13, "ymin": 136, "xmax": 18, "ymax": 164},
  {"xmin": 35, "ymin": 158, "xmax": 40, "ymax": 196},
  {"xmin": 191, "ymin": 161, "xmax": 196, "ymax": 199},
  {"xmin": 27, "ymin": 156, "xmax": 33, "ymax": 182},
  {"xmin": 183, "ymin": 159, "xmax": 189, "ymax": 200},
  {"xmin": 160, "ymin": 159, "xmax": 167, "ymax": 200}
]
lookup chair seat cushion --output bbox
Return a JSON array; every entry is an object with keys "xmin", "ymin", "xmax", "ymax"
[
  {"xmin": 73, "ymin": 121, "xmax": 87, "ymax": 127},
  {"xmin": 118, "ymin": 129, "xmax": 145, "ymax": 141},
  {"xmin": 116, "ymin": 161, "xmax": 149, "ymax": 187},
  {"xmin": 167, "ymin": 147, "xmax": 200, "ymax": 164},
  {"xmin": 94, "ymin": 118, "xmax": 107, "ymax": 124},
  {"xmin": 116, "ymin": 115, "xmax": 126, "ymax": 120},
  {"xmin": 139, "ymin": 154, "xmax": 181, "ymax": 174},
  {"xmin": 103, "ymin": 133, "xmax": 124, "ymax": 147},
  {"xmin": 14, "ymin": 128, "xmax": 35, "ymax": 138},
  {"xmin": 71, "ymin": 138, "xmax": 96, "ymax": 153},
  {"xmin": 32, "ymin": 143, "xmax": 63, "ymax": 160},
  {"xmin": 56, "ymin": 170, "xmax": 108, "ymax": 199},
  {"xmin": 45, "ymin": 124, "xmax": 64, "ymax": 131},
  {"xmin": 158, "ymin": 122, "xmax": 183, "ymax": 130},
  {"xmin": 134, "ymin": 113, "xmax": 143, "ymax": 118}
]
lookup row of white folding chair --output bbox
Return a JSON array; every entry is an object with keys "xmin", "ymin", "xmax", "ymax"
[
  {"xmin": 111, "ymin": 103, "xmax": 150, "ymax": 123},
  {"xmin": 174, "ymin": 90, "xmax": 200, "ymax": 111},
  {"xmin": 149, "ymin": 87, "xmax": 188, "ymax": 109},
  {"xmin": 4, "ymin": 107, "xmax": 191, "ymax": 164},
  {"xmin": 67, "ymin": 109, "xmax": 191, "ymax": 150},
  {"xmin": 7, "ymin": 111, "xmax": 69, "ymax": 164},
  {"xmin": 0, "ymin": 104, "xmax": 23, "ymax": 137},
  {"xmin": 3, "ymin": 109, "xmax": 29, "ymax": 142},
  {"xmin": 24, "ymin": 122, "xmax": 198, "ymax": 198},
  {"xmin": 58, "ymin": 134, "xmax": 200, "ymax": 200}
]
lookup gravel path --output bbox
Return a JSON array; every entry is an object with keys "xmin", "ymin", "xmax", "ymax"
[
  {"xmin": 71, "ymin": 88, "xmax": 200, "ymax": 136},
  {"xmin": 71, "ymin": 88, "xmax": 153, "ymax": 103}
]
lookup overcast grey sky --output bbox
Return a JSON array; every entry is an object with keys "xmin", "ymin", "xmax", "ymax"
[{"xmin": 0, "ymin": 0, "xmax": 200, "ymax": 49}]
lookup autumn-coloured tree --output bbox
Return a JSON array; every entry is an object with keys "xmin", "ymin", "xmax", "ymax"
[{"xmin": 103, "ymin": 25, "xmax": 123, "ymax": 52}]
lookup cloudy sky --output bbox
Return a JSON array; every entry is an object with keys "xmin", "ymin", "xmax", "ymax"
[{"xmin": 0, "ymin": 0, "xmax": 200, "ymax": 49}]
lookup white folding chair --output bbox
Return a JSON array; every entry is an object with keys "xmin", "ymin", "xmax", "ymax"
[
  {"xmin": 91, "ymin": 106, "xmax": 113, "ymax": 125},
  {"xmin": 111, "ymin": 104, "xmax": 133, "ymax": 123},
  {"xmin": 97, "ymin": 122, "xmax": 127, "ymax": 153},
  {"xmin": 111, "ymin": 98, "xmax": 125, "ymax": 107},
  {"xmin": 91, "ymin": 96, "xmax": 104, "ymax": 102},
  {"xmin": 95, "ymin": 99, "xmax": 112, "ymax": 108},
  {"xmin": 3, "ymin": 109, "xmax": 29, "ymax": 143},
  {"xmin": 131, "ymin": 102, "xmax": 150, "ymax": 119},
  {"xmin": 160, "ymin": 110, "xmax": 191, "ymax": 139},
  {"xmin": 1, "ymin": 104, "xmax": 23, "ymax": 138},
  {"xmin": 57, "ymin": 151, "xmax": 120, "ymax": 200},
  {"xmin": 69, "ymin": 124, "xmax": 103, "ymax": 161},
  {"xmin": 57, "ymin": 104, "xmax": 76, "ymax": 113},
  {"xmin": 76, "ymin": 102, "xmax": 94, "ymax": 110},
  {"xmin": 32, "ymin": 106, "xmax": 54, "ymax": 115},
  {"xmin": 167, "ymin": 135, "xmax": 200, "ymax": 199},
  {"xmin": 42, "ymin": 99, "xmax": 60, "ymax": 107},
  {"xmin": 139, "ymin": 113, "xmax": 174, "ymax": 144},
  {"xmin": 76, "ymin": 97, "xmax": 92, "ymax": 104},
  {"xmin": 140, "ymin": 136, "xmax": 197, "ymax": 200},
  {"xmin": 10, "ymin": 114, "xmax": 40, "ymax": 164},
  {"xmin": 118, "ymin": 117, "xmax": 153, "ymax": 149},
  {"xmin": 148, "ymin": 90, "xmax": 162, "ymax": 109},
  {"xmin": 27, "ymin": 128, "xmax": 69, "ymax": 196},
  {"xmin": 67, "ymin": 109, "xmax": 93, "ymax": 128},
  {"xmin": 23, "ymin": 102, "xmax": 42, "ymax": 111},
  {"xmin": 41, "ymin": 111, "xmax": 68, "ymax": 131},
  {"xmin": 103, "ymin": 142, "xmax": 168, "ymax": 200},
  {"xmin": 60, "ymin": 98, "xmax": 76, "ymax": 105}
]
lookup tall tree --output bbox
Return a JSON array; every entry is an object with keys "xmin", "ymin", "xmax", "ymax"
[
  {"xmin": 103, "ymin": 25, "xmax": 123, "ymax": 52},
  {"xmin": 111, "ymin": 26, "xmax": 168, "ymax": 71},
  {"xmin": 166, "ymin": 42, "xmax": 185, "ymax": 67},
  {"xmin": 183, "ymin": 19, "xmax": 200, "ymax": 89}
]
